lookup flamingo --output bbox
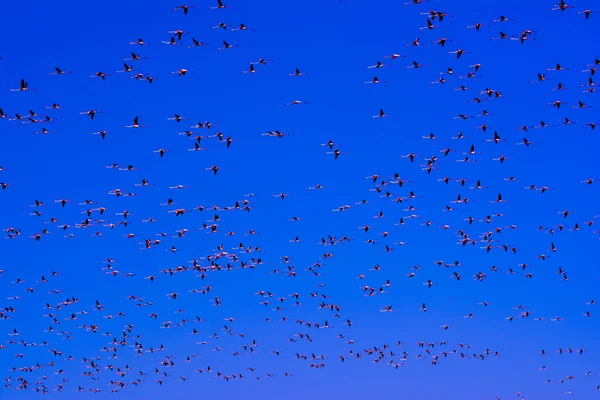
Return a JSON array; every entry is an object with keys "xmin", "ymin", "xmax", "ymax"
[{"xmin": 125, "ymin": 116, "xmax": 147, "ymax": 128}]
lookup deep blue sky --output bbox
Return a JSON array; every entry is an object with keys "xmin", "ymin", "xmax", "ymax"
[{"xmin": 1, "ymin": 0, "xmax": 600, "ymax": 399}]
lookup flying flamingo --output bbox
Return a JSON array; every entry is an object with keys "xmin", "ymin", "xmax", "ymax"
[
  {"xmin": 125, "ymin": 116, "xmax": 147, "ymax": 128},
  {"xmin": 10, "ymin": 79, "xmax": 35, "ymax": 91},
  {"xmin": 210, "ymin": 0, "xmax": 231, "ymax": 9},
  {"xmin": 49, "ymin": 67, "xmax": 72, "ymax": 75}
]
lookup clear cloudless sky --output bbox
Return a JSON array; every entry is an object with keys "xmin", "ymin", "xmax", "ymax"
[{"xmin": 1, "ymin": 0, "xmax": 600, "ymax": 399}]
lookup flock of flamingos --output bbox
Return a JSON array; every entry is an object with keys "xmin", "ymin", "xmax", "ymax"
[{"xmin": 0, "ymin": 0, "xmax": 599, "ymax": 398}]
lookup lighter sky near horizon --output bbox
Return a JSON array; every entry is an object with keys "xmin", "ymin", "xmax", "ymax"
[{"xmin": 1, "ymin": 0, "xmax": 600, "ymax": 399}]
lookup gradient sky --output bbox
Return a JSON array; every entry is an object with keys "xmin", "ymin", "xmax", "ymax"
[{"xmin": 1, "ymin": 0, "xmax": 599, "ymax": 399}]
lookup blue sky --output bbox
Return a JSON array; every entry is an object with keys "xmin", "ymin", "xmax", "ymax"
[{"xmin": 1, "ymin": 0, "xmax": 599, "ymax": 398}]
